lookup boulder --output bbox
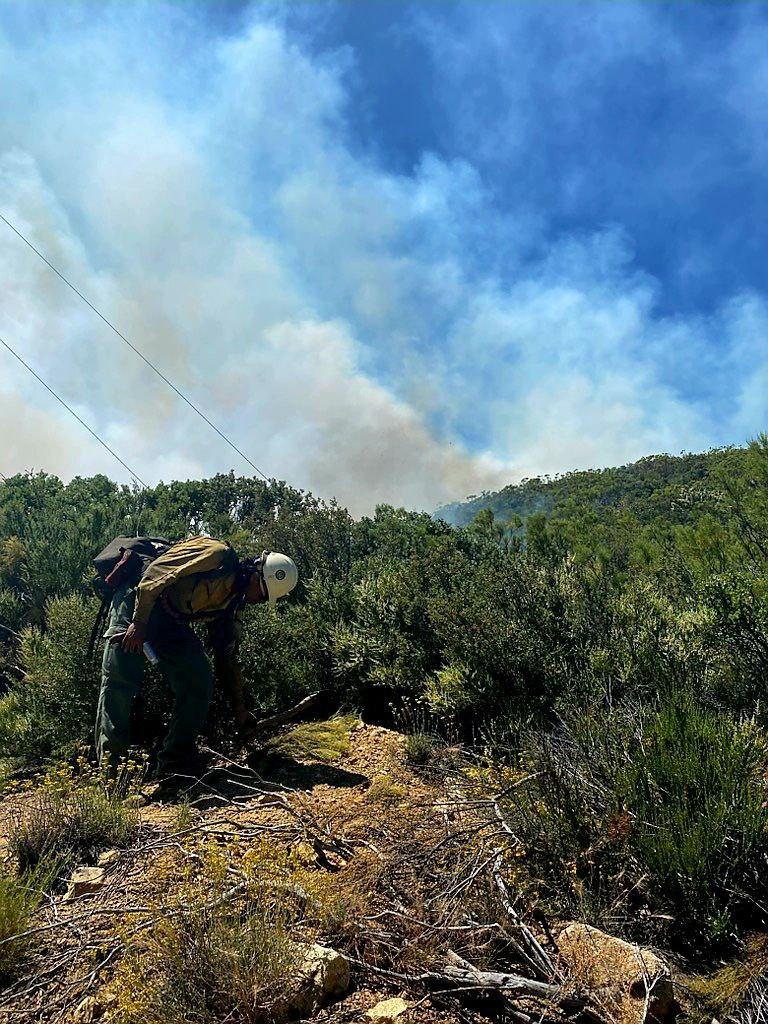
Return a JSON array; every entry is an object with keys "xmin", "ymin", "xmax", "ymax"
[
  {"xmin": 366, "ymin": 996, "xmax": 410, "ymax": 1021},
  {"xmin": 66, "ymin": 866, "xmax": 106, "ymax": 899},
  {"xmin": 558, "ymin": 923, "xmax": 675, "ymax": 1024},
  {"xmin": 72, "ymin": 995, "xmax": 101, "ymax": 1022},
  {"xmin": 274, "ymin": 943, "xmax": 350, "ymax": 1019}
]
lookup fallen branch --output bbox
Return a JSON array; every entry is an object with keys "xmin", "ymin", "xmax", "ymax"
[
  {"xmin": 491, "ymin": 850, "xmax": 562, "ymax": 982},
  {"xmin": 247, "ymin": 691, "xmax": 325, "ymax": 739}
]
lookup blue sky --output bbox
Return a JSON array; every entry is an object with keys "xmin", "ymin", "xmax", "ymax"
[{"xmin": 0, "ymin": 1, "xmax": 766, "ymax": 512}]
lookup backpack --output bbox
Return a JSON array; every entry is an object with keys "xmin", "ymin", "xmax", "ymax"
[
  {"xmin": 92, "ymin": 536, "xmax": 173, "ymax": 594},
  {"xmin": 88, "ymin": 535, "xmax": 172, "ymax": 655}
]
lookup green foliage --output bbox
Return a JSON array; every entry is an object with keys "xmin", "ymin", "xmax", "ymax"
[
  {"xmin": 365, "ymin": 775, "xmax": 406, "ymax": 804},
  {"xmin": 621, "ymin": 694, "xmax": 768, "ymax": 938},
  {"xmin": 500, "ymin": 694, "xmax": 768, "ymax": 952},
  {"xmin": 437, "ymin": 448, "xmax": 736, "ymax": 529},
  {"xmin": 404, "ymin": 732, "xmax": 436, "ymax": 765},
  {"xmin": 0, "ymin": 861, "xmax": 54, "ymax": 982},
  {"xmin": 2, "ymin": 439, "xmax": 768, "ymax": 951},
  {"xmin": 10, "ymin": 774, "xmax": 138, "ymax": 875},
  {"xmin": 109, "ymin": 842, "xmax": 304, "ymax": 1024},
  {"xmin": 0, "ymin": 593, "xmax": 101, "ymax": 761}
]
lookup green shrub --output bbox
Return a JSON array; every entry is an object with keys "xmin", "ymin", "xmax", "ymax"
[
  {"xmin": 621, "ymin": 693, "xmax": 768, "ymax": 942},
  {"xmin": 0, "ymin": 593, "xmax": 101, "ymax": 762},
  {"xmin": 499, "ymin": 694, "xmax": 768, "ymax": 951},
  {"xmin": 113, "ymin": 897, "xmax": 296, "ymax": 1024},
  {"xmin": 0, "ymin": 861, "xmax": 54, "ymax": 981},
  {"xmin": 365, "ymin": 776, "xmax": 406, "ymax": 805},
  {"xmin": 10, "ymin": 776, "xmax": 138, "ymax": 876}
]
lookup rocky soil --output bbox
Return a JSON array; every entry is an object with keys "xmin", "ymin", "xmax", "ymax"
[{"xmin": 0, "ymin": 723, "xmax": 676, "ymax": 1024}]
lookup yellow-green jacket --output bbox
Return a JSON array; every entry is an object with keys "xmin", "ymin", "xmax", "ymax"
[{"xmin": 132, "ymin": 536, "xmax": 240, "ymax": 628}]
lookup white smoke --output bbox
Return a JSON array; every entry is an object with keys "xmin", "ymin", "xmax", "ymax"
[{"xmin": 0, "ymin": 5, "xmax": 765, "ymax": 515}]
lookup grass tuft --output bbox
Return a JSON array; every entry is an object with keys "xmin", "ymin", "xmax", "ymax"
[
  {"xmin": 9, "ymin": 776, "xmax": 138, "ymax": 876},
  {"xmin": 267, "ymin": 714, "xmax": 357, "ymax": 763},
  {"xmin": 0, "ymin": 860, "xmax": 56, "ymax": 982},
  {"xmin": 365, "ymin": 776, "xmax": 406, "ymax": 805},
  {"xmin": 405, "ymin": 732, "xmax": 436, "ymax": 765}
]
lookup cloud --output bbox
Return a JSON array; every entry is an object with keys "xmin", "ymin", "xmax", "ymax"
[{"xmin": 0, "ymin": 3, "xmax": 766, "ymax": 516}]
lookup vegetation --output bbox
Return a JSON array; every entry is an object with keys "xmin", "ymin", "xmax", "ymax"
[
  {"xmin": 267, "ymin": 715, "xmax": 357, "ymax": 763},
  {"xmin": 0, "ymin": 862, "xmax": 53, "ymax": 982},
  {"xmin": 1, "ymin": 438, "xmax": 768, "ymax": 954},
  {"xmin": 108, "ymin": 839, "xmax": 331, "ymax": 1024},
  {"xmin": 9, "ymin": 768, "xmax": 138, "ymax": 876},
  {"xmin": 113, "ymin": 892, "xmax": 296, "ymax": 1024},
  {"xmin": 404, "ymin": 731, "xmax": 436, "ymax": 765},
  {"xmin": 495, "ymin": 693, "xmax": 768, "ymax": 950}
]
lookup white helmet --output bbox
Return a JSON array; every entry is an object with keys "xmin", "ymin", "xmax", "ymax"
[{"xmin": 261, "ymin": 551, "xmax": 298, "ymax": 607}]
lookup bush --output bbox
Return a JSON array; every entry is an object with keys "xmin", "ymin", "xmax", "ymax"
[
  {"xmin": 621, "ymin": 693, "xmax": 768, "ymax": 943},
  {"xmin": 0, "ymin": 593, "xmax": 101, "ymax": 762},
  {"xmin": 113, "ymin": 895, "xmax": 296, "ymax": 1024},
  {"xmin": 365, "ymin": 776, "xmax": 406, "ymax": 805},
  {"xmin": 9, "ymin": 771, "xmax": 138, "ymax": 876},
  {"xmin": 498, "ymin": 694, "xmax": 768, "ymax": 951},
  {"xmin": 109, "ymin": 841, "xmax": 305, "ymax": 1024},
  {"xmin": 0, "ymin": 861, "xmax": 54, "ymax": 982}
]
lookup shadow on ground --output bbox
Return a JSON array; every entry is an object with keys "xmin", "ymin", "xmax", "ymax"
[{"xmin": 152, "ymin": 754, "xmax": 369, "ymax": 809}]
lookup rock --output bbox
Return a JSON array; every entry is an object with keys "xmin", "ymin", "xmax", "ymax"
[
  {"xmin": 97, "ymin": 849, "xmax": 120, "ymax": 868},
  {"xmin": 367, "ymin": 996, "xmax": 410, "ymax": 1021},
  {"xmin": 66, "ymin": 865, "xmax": 106, "ymax": 899},
  {"xmin": 558, "ymin": 923, "xmax": 675, "ymax": 1024},
  {"xmin": 72, "ymin": 995, "xmax": 101, "ymax": 1022},
  {"xmin": 274, "ymin": 943, "xmax": 350, "ymax": 1019}
]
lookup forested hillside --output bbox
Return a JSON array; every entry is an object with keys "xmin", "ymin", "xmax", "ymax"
[
  {"xmin": 1, "ymin": 439, "xmax": 768, "ymax": 1020},
  {"xmin": 437, "ymin": 448, "xmax": 741, "ymax": 527}
]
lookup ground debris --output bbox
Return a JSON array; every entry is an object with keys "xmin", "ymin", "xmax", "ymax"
[{"xmin": 0, "ymin": 723, "xmax": 582, "ymax": 1023}]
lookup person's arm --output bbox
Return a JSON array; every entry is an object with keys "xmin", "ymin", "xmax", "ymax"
[{"xmin": 209, "ymin": 614, "xmax": 254, "ymax": 733}]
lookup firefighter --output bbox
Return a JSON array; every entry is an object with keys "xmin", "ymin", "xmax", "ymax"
[{"xmin": 94, "ymin": 536, "xmax": 298, "ymax": 779}]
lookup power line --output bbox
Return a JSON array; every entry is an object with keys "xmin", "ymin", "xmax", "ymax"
[
  {"xmin": 0, "ymin": 212, "xmax": 270, "ymax": 482},
  {"xmin": 0, "ymin": 333, "xmax": 148, "ymax": 487}
]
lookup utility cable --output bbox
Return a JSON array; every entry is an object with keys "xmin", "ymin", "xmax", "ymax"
[
  {"xmin": 0, "ymin": 334, "xmax": 148, "ymax": 487},
  {"xmin": 0, "ymin": 212, "xmax": 270, "ymax": 482}
]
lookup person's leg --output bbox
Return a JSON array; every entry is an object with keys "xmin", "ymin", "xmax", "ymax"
[
  {"xmin": 95, "ymin": 585, "xmax": 143, "ymax": 770},
  {"xmin": 156, "ymin": 629, "xmax": 214, "ymax": 776}
]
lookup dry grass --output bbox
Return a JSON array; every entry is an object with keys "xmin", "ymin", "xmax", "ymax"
[
  {"xmin": 107, "ymin": 840, "xmax": 307, "ymax": 1024},
  {"xmin": 365, "ymin": 776, "xmax": 406, "ymax": 805},
  {"xmin": 9, "ymin": 772, "xmax": 138, "ymax": 876},
  {"xmin": 686, "ymin": 935, "xmax": 768, "ymax": 1023}
]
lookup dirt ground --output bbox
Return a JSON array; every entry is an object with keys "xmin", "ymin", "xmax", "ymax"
[{"xmin": 0, "ymin": 723, "xmax": 498, "ymax": 1024}]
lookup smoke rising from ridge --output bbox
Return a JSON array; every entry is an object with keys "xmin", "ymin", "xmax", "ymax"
[{"xmin": 0, "ymin": 4, "xmax": 766, "ymax": 513}]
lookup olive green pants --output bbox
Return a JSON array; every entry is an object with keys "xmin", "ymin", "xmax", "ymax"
[{"xmin": 95, "ymin": 584, "xmax": 213, "ymax": 775}]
